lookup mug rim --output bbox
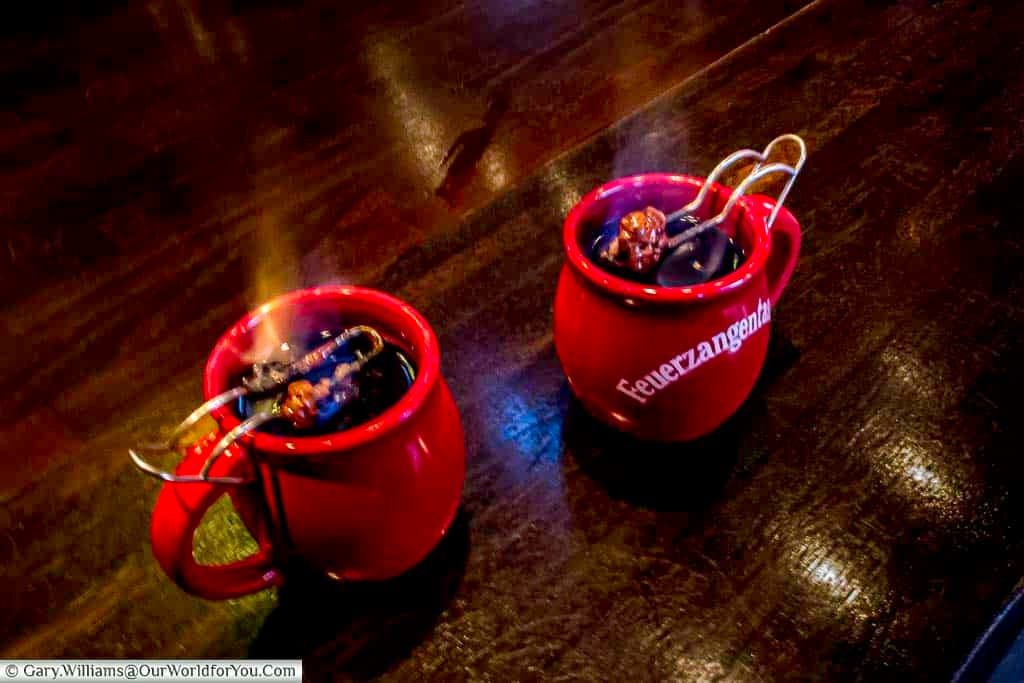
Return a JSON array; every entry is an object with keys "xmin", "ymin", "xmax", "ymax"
[
  {"xmin": 203, "ymin": 285, "xmax": 440, "ymax": 456},
  {"xmin": 562, "ymin": 173, "xmax": 772, "ymax": 304}
]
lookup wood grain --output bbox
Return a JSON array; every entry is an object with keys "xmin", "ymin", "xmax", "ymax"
[{"xmin": 3, "ymin": 0, "xmax": 1024, "ymax": 680}]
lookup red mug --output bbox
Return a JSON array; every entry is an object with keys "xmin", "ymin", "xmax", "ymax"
[
  {"xmin": 143, "ymin": 286, "xmax": 466, "ymax": 599},
  {"xmin": 553, "ymin": 173, "xmax": 801, "ymax": 441}
]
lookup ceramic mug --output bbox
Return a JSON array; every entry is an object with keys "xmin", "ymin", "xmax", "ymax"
[
  {"xmin": 553, "ymin": 173, "xmax": 801, "ymax": 441},
  {"xmin": 145, "ymin": 286, "xmax": 466, "ymax": 599}
]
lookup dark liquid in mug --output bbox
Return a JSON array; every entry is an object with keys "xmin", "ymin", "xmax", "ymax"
[
  {"xmin": 235, "ymin": 327, "xmax": 416, "ymax": 436},
  {"xmin": 589, "ymin": 212, "xmax": 746, "ymax": 287}
]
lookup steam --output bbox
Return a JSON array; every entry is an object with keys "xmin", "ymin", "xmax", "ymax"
[{"xmin": 612, "ymin": 104, "xmax": 689, "ymax": 179}]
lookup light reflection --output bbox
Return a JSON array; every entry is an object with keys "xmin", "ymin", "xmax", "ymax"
[
  {"xmin": 481, "ymin": 146, "xmax": 510, "ymax": 191},
  {"xmin": 365, "ymin": 40, "xmax": 455, "ymax": 188},
  {"xmin": 905, "ymin": 463, "xmax": 939, "ymax": 487},
  {"xmin": 225, "ymin": 18, "xmax": 249, "ymax": 62},
  {"xmin": 409, "ymin": 436, "xmax": 428, "ymax": 474},
  {"xmin": 770, "ymin": 518, "xmax": 889, "ymax": 628},
  {"xmin": 898, "ymin": 214, "xmax": 923, "ymax": 246},
  {"xmin": 787, "ymin": 533, "xmax": 867, "ymax": 605},
  {"xmin": 561, "ymin": 187, "xmax": 582, "ymax": 216},
  {"xmin": 472, "ymin": 372, "xmax": 567, "ymax": 490},
  {"xmin": 876, "ymin": 433, "xmax": 974, "ymax": 520},
  {"xmin": 673, "ymin": 655, "xmax": 728, "ymax": 682},
  {"xmin": 176, "ymin": 0, "xmax": 215, "ymax": 61},
  {"xmin": 495, "ymin": 389, "xmax": 562, "ymax": 467},
  {"xmin": 471, "ymin": 374, "xmax": 573, "ymax": 562},
  {"xmin": 871, "ymin": 347, "xmax": 976, "ymax": 519},
  {"xmin": 879, "ymin": 346, "xmax": 936, "ymax": 396},
  {"xmin": 540, "ymin": 166, "xmax": 586, "ymax": 217},
  {"xmin": 146, "ymin": 0, "xmax": 170, "ymax": 30},
  {"xmin": 808, "ymin": 558, "xmax": 862, "ymax": 604}
]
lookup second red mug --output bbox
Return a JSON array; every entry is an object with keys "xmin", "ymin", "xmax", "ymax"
[
  {"xmin": 553, "ymin": 174, "xmax": 801, "ymax": 442},
  {"xmin": 145, "ymin": 286, "xmax": 466, "ymax": 599}
]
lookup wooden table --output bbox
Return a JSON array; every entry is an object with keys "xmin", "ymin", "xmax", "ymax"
[{"xmin": 3, "ymin": 0, "xmax": 1024, "ymax": 679}]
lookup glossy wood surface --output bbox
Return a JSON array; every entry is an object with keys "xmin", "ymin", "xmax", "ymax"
[{"xmin": 3, "ymin": 0, "xmax": 1024, "ymax": 679}]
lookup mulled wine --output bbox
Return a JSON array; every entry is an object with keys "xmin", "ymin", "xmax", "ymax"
[
  {"xmin": 589, "ymin": 210, "xmax": 746, "ymax": 287},
  {"xmin": 236, "ymin": 327, "xmax": 416, "ymax": 436}
]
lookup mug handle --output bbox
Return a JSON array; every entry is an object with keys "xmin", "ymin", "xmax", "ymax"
[
  {"xmin": 751, "ymin": 196, "xmax": 802, "ymax": 305},
  {"xmin": 150, "ymin": 431, "xmax": 283, "ymax": 599}
]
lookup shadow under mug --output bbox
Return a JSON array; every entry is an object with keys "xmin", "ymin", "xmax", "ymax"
[
  {"xmin": 553, "ymin": 174, "xmax": 801, "ymax": 442},
  {"xmin": 149, "ymin": 286, "xmax": 466, "ymax": 600}
]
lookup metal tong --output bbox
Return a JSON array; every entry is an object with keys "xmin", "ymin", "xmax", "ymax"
[
  {"xmin": 129, "ymin": 325, "xmax": 384, "ymax": 485},
  {"xmin": 666, "ymin": 133, "xmax": 807, "ymax": 247}
]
